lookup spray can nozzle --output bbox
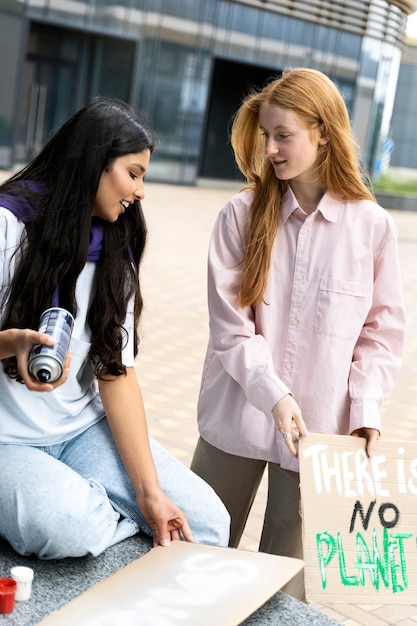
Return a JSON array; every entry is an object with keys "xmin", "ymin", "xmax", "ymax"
[{"xmin": 37, "ymin": 369, "xmax": 51, "ymax": 383}]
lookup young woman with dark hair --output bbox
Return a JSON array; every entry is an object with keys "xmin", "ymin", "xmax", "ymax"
[{"xmin": 0, "ymin": 96, "xmax": 229, "ymax": 559}]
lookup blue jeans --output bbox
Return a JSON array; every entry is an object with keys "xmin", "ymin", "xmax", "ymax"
[{"xmin": 0, "ymin": 419, "xmax": 230, "ymax": 559}]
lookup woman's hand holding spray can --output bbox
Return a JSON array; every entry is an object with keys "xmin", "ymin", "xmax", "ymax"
[{"xmin": 28, "ymin": 307, "xmax": 74, "ymax": 383}]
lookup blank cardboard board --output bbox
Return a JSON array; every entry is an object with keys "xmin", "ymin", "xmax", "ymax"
[
  {"xmin": 37, "ymin": 541, "xmax": 304, "ymax": 625},
  {"xmin": 299, "ymin": 432, "xmax": 417, "ymax": 604}
]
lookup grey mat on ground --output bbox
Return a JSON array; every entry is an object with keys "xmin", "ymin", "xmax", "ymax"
[{"xmin": 0, "ymin": 537, "xmax": 339, "ymax": 625}]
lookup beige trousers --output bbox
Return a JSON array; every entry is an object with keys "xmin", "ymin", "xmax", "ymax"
[{"xmin": 191, "ymin": 437, "xmax": 305, "ymax": 601}]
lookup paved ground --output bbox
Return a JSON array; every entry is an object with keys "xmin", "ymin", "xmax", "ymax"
[{"xmin": 1, "ymin": 171, "xmax": 416, "ymax": 624}]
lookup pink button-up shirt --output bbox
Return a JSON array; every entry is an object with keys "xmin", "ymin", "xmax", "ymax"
[{"xmin": 197, "ymin": 188, "xmax": 406, "ymax": 472}]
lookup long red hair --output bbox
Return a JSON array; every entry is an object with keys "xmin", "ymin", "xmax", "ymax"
[{"xmin": 231, "ymin": 68, "xmax": 374, "ymax": 306}]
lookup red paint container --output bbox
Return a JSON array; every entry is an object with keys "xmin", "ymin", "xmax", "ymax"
[{"xmin": 0, "ymin": 578, "xmax": 17, "ymax": 613}]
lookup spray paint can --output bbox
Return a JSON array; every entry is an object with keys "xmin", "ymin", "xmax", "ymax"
[{"xmin": 28, "ymin": 307, "xmax": 74, "ymax": 383}]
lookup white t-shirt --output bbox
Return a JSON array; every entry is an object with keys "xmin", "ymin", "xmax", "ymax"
[{"xmin": 0, "ymin": 208, "xmax": 135, "ymax": 445}]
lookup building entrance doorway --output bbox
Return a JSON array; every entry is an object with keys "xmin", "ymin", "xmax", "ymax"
[
  {"xmin": 199, "ymin": 58, "xmax": 280, "ymax": 181},
  {"xmin": 14, "ymin": 22, "xmax": 135, "ymax": 164}
]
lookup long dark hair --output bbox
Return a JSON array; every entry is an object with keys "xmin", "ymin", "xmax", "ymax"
[{"xmin": 1, "ymin": 95, "xmax": 154, "ymax": 379}]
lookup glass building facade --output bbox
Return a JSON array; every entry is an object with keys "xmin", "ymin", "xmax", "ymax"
[
  {"xmin": 390, "ymin": 41, "xmax": 417, "ymax": 169},
  {"xmin": 0, "ymin": 0, "xmax": 415, "ymax": 183}
]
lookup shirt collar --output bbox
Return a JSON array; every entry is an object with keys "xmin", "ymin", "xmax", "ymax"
[{"xmin": 281, "ymin": 186, "xmax": 341, "ymax": 223}]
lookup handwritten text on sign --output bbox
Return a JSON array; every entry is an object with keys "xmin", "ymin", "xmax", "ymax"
[{"xmin": 299, "ymin": 433, "xmax": 417, "ymax": 604}]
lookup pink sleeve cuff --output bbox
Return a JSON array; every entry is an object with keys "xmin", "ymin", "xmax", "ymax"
[{"xmin": 349, "ymin": 399, "xmax": 382, "ymax": 435}]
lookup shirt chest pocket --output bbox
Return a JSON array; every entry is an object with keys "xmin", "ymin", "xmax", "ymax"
[{"xmin": 315, "ymin": 277, "xmax": 370, "ymax": 340}]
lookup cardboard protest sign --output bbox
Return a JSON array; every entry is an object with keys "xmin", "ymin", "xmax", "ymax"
[
  {"xmin": 38, "ymin": 541, "xmax": 304, "ymax": 625},
  {"xmin": 299, "ymin": 432, "xmax": 417, "ymax": 604}
]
